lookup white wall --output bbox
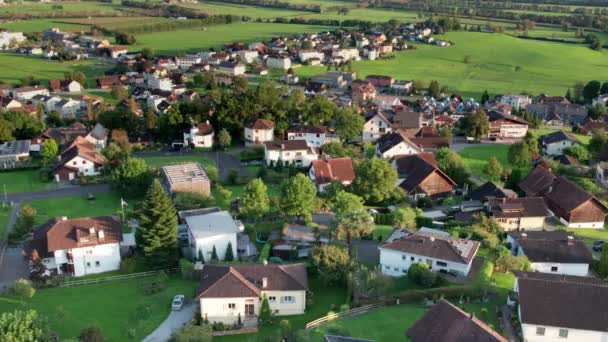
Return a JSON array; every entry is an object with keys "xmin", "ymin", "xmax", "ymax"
[
  {"xmin": 287, "ymin": 132, "xmax": 336, "ymax": 148},
  {"xmin": 363, "ymin": 116, "xmax": 392, "ymax": 142},
  {"xmin": 379, "ymin": 247, "xmax": 472, "ymax": 277},
  {"xmin": 544, "ymin": 141, "xmax": 579, "ymax": 156},
  {"xmin": 264, "ymin": 146, "xmax": 317, "ymax": 168},
  {"xmin": 530, "ymin": 262, "xmax": 589, "ymax": 277},
  {"xmin": 192, "ymin": 232, "xmax": 237, "ymax": 261},
  {"xmin": 64, "ymin": 155, "xmax": 101, "ymax": 176},
  {"xmin": 54, "ymin": 243, "xmax": 121, "ymax": 277},
  {"xmin": 521, "ymin": 323, "xmax": 608, "ymax": 342},
  {"xmin": 377, "ymin": 142, "xmax": 420, "ymax": 159},
  {"xmin": 245, "ymin": 127, "xmax": 274, "ymax": 145}
]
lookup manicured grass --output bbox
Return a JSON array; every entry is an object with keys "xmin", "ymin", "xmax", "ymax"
[
  {"xmin": 458, "ymin": 144, "xmax": 529, "ymax": 181},
  {"xmin": 0, "ymin": 53, "xmax": 111, "ymax": 88},
  {"xmin": 0, "ymin": 1, "xmax": 121, "ymax": 14},
  {"xmin": 297, "ymin": 31, "xmax": 608, "ymax": 99},
  {"xmin": 62, "ymin": 16, "xmax": 173, "ymax": 31},
  {"xmin": 0, "ymin": 19, "xmax": 89, "ymax": 32},
  {"xmin": 373, "ymin": 224, "xmax": 393, "ymax": 241},
  {"xmin": 0, "ymin": 169, "xmax": 53, "ymax": 194},
  {"xmin": 140, "ymin": 155, "xmax": 216, "ymax": 169},
  {"xmin": 26, "ymin": 192, "xmax": 127, "ymax": 225},
  {"xmin": 568, "ymin": 228, "xmax": 608, "ymax": 242},
  {"xmin": 215, "ymin": 276, "xmax": 348, "ymax": 342},
  {"xmin": 0, "ymin": 275, "xmax": 198, "ymax": 341},
  {"xmin": 530, "ymin": 127, "xmax": 591, "ymax": 145},
  {"xmin": 131, "ymin": 22, "xmax": 334, "ymax": 54}
]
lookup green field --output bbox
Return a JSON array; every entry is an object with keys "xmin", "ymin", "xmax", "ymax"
[
  {"xmin": 0, "ymin": 170, "xmax": 54, "ymax": 194},
  {"xmin": 62, "ymin": 16, "xmax": 174, "ymax": 31},
  {"xmin": 25, "ymin": 192, "xmax": 125, "ymax": 225},
  {"xmin": 0, "ymin": 276, "xmax": 197, "ymax": 341},
  {"xmin": 298, "ymin": 31, "xmax": 608, "ymax": 99},
  {"xmin": 458, "ymin": 144, "xmax": 529, "ymax": 181},
  {"xmin": 0, "ymin": 19, "xmax": 89, "ymax": 32},
  {"xmin": 0, "ymin": 53, "xmax": 110, "ymax": 87},
  {"xmin": 131, "ymin": 22, "xmax": 334, "ymax": 54},
  {"xmin": 0, "ymin": 1, "xmax": 120, "ymax": 14}
]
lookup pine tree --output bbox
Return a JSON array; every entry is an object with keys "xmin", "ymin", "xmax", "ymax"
[
  {"xmin": 138, "ymin": 179, "xmax": 178, "ymax": 268},
  {"xmin": 225, "ymin": 242, "xmax": 234, "ymax": 262},
  {"xmin": 259, "ymin": 293, "xmax": 273, "ymax": 326},
  {"xmin": 210, "ymin": 245, "xmax": 218, "ymax": 262},
  {"xmin": 565, "ymin": 88, "xmax": 572, "ymax": 101},
  {"xmin": 197, "ymin": 249, "xmax": 205, "ymax": 263},
  {"xmin": 598, "ymin": 245, "xmax": 608, "ymax": 278}
]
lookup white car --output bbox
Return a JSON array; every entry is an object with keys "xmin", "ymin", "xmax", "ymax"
[{"xmin": 171, "ymin": 295, "xmax": 185, "ymax": 311}]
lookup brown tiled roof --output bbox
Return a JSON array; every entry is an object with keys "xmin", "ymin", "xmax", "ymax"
[
  {"xmin": 518, "ymin": 166, "xmax": 555, "ymax": 196},
  {"xmin": 287, "ymin": 125, "xmax": 328, "ymax": 134},
  {"xmin": 488, "ymin": 197, "xmax": 548, "ymax": 219},
  {"xmin": 515, "ymin": 271, "xmax": 608, "ymax": 332},
  {"xmin": 488, "ymin": 110, "xmax": 529, "ymax": 125},
  {"xmin": 195, "ymin": 122, "xmax": 214, "ymax": 136},
  {"xmin": 392, "ymin": 110, "xmax": 422, "ymax": 129},
  {"xmin": 311, "ymin": 157, "xmax": 355, "ymax": 185},
  {"xmin": 470, "ymin": 182, "xmax": 517, "ymax": 201},
  {"xmin": 264, "ymin": 139, "xmax": 309, "ymax": 151},
  {"xmin": 544, "ymin": 176, "xmax": 604, "ymax": 213},
  {"xmin": 197, "ymin": 263, "xmax": 308, "ymax": 298},
  {"xmin": 25, "ymin": 216, "xmax": 122, "ymax": 258},
  {"xmin": 246, "ymin": 119, "xmax": 275, "ymax": 130},
  {"xmin": 410, "ymin": 137, "xmax": 450, "ymax": 150},
  {"xmin": 96, "ymin": 75, "xmax": 125, "ymax": 88},
  {"xmin": 49, "ymin": 78, "xmax": 78, "ymax": 92},
  {"xmin": 394, "ymin": 153, "xmax": 456, "ymax": 194},
  {"xmin": 381, "ymin": 233, "xmax": 479, "ymax": 265},
  {"xmin": 407, "ymin": 299, "xmax": 508, "ymax": 342},
  {"xmin": 54, "ymin": 136, "xmax": 105, "ymax": 170}
]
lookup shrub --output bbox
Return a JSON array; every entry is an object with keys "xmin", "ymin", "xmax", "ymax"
[
  {"xmin": 79, "ymin": 325, "xmax": 104, "ymax": 342},
  {"xmin": 141, "ymin": 271, "xmax": 169, "ymax": 295},
  {"xmin": 119, "ymin": 258, "xmax": 138, "ymax": 274},
  {"xmin": 9, "ymin": 278, "xmax": 36, "ymax": 298},
  {"xmin": 257, "ymin": 242, "xmax": 271, "ymax": 263},
  {"xmin": 179, "ymin": 258, "xmax": 194, "ymax": 279},
  {"xmin": 416, "ymin": 197, "xmax": 433, "ymax": 208},
  {"xmin": 259, "ymin": 293, "xmax": 273, "ymax": 326}
]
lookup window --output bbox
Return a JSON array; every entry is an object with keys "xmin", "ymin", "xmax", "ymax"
[
  {"xmin": 228, "ymin": 303, "xmax": 236, "ymax": 309},
  {"xmin": 95, "ymin": 261, "xmax": 100, "ymax": 267},
  {"xmin": 281, "ymin": 296, "xmax": 295, "ymax": 304},
  {"xmin": 393, "ymin": 267, "xmax": 398, "ymax": 271},
  {"xmin": 86, "ymin": 262, "xmax": 91, "ymax": 267},
  {"xmin": 551, "ymin": 266, "xmax": 558, "ymax": 272},
  {"xmin": 410, "ymin": 256, "xmax": 415, "ymax": 261},
  {"xmin": 73, "ymin": 161, "xmax": 77, "ymax": 165},
  {"xmin": 268, "ymin": 296, "xmax": 276, "ymax": 302},
  {"xmin": 82, "ymin": 160, "xmax": 86, "ymax": 164},
  {"xmin": 402, "ymin": 255, "xmax": 407, "ymax": 260},
  {"xmin": 559, "ymin": 329, "xmax": 568, "ymax": 338},
  {"xmin": 385, "ymin": 265, "xmax": 390, "ymax": 270},
  {"xmin": 436, "ymin": 261, "xmax": 448, "ymax": 267},
  {"xmin": 536, "ymin": 327, "xmax": 545, "ymax": 336}
]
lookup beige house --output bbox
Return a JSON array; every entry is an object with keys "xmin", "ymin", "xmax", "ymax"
[
  {"xmin": 161, "ymin": 163, "xmax": 211, "ymax": 197},
  {"xmin": 197, "ymin": 264, "xmax": 308, "ymax": 325},
  {"xmin": 245, "ymin": 119, "xmax": 275, "ymax": 146},
  {"xmin": 487, "ymin": 197, "xmax": 548, "ymax": 231}
]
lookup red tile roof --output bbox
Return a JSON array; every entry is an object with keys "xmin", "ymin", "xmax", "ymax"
[{"xmin": 311, "ymin": 157, "xmax": 355, "ymax": 185}]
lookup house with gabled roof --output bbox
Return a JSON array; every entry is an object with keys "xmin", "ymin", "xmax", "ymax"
[
  {"xmin": 511, "ymin": 271, "xmax": 608, "ymax": 342},
  {"xmin": 287, "ymin": 125, "xmax": 338, "ymax": 148},
  {"xmin": 183, "ymin": 121, "xmax": 214, "ymax": 148},
  {"xmin": 376, "ymin": 131, "xmax": 422, "ymax": 159},
  {"xmin": 309, "ymin": 157, "xmax": 355, "ymax": 192},
  {"xmin": 488, "ymin": 110, "xmax": 528, "ymax": 139},
  {"xmin": 507, "ymin": 231, "xmax": 592, "ymax": 276},
  {"xmin": 244, "ymin": 119, "xmax": 275, "ymax": 146},
  {"xmin": 470, "ymin": 181, "xmax": 518, "ymax": 202},
  {"xmin": 539, "ymin": 131, "xmax": 580, "ymax": 156},
  {"xmin": 49, "ymin": 78, "xmax": 83, "ymax": 93},
  {"xmin": 519, "ymin": 166, "xmax": 606, "ymax": 228},
  {"xmin": 264, "ymin": 139, "xmax": 317, "ymax": 168},
  {"xmin": 362, "ymin": 111, "xmax": 392, "ymax": 142},
  {"xmin": 24, "ymin": 216, "xmax": 123, "ymax": 277},
  {"xmin": 53, "ymin": 136, "xmax": 105, "ymax": 182},
  {"xmin": 487, "ymin": 197, "xmax": 548, "ymax": 231},
  {"xmin": 379, "ymin": 231, "xmax": 479, "ymax": 277},
  {"xmin": 392, "ymin": 153, "xmax": 456, "ymax": 200},
  {"xmin": 196, "ymin": 263, "xmax": 308, "ymax": 325},
  {"xmin": 407, "ymin": 299, "xmax": 508, "ymax": 342}
]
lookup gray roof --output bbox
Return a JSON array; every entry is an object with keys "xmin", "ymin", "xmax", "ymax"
[
  {"xmin": 185, "ymin": 209, "xmax": 241, "ymax": 239},
  {"xmin": 0, "ymin": 140, "xmax": 31, "ymax": 156}
]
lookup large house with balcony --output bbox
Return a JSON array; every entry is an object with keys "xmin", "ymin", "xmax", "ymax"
[
  {"xmin": 24, "ymin": 216, "xmax": 123, "ymax": 277},
  {"xmin": 488, "ymin": 110, "xmax": 529, "ymax": 139},
  {"xmin": 196, "ymin": 263, "xmax": 308, "ymax": 325},
  {"xmin": 264, "ymin": 140, "xmax": 318, "ymax": 168},
  {"xmin": 286, "ymin": 125, "xmax": 338, "ymax": 148},
  {"xmin": 379, "ymin": 231, "xmax": 480, "ymax": 277},
  {"xmin": 487, "ymin": 197, "xmax": 548, "ymax": 231},
  {"xmin": 53, "ymin": 136, "xmax": 105, "ymax": 182}
]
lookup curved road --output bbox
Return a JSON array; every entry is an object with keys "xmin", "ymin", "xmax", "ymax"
[{"xmin": 143, "ymin": 302, "xmax": 196, "ymax": 342}]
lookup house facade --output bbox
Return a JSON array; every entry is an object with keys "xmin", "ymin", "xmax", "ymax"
[
  {"xmin": 184, "ymin": 121, "xmax": 214, "ymax": 148},
  {"xmin": 393, "ymin": 153, "xmax": 456, "ymax": 200},
  {"xmin": 309, "ymin": 157, "xmax": 355, "ymax": 192},
  {"xmin": 244, "ymin": 119, "xmax": 275, "ymax": 146},
  {"xmin": 488, "ymin": 111, "xmax": 529, "ymax": 139},
  {"xmin": 53, "ymin": 137, "xmax": 105, "ymax": 182},
  {"xmin": 376, "ymin": 131, "xmax": 422, "ymax": 159},
  {"xmin": 487, "ymin": 197, "xmax": 548, "ymax": 231},
  {"xmin": 539, "ymin": 131, "xmax": 580, "ymax": 156},
  {"xmin": 362, "ymin": 112, "xmax": 392, "ymax": 142},
  {"xmin": 264, "ymin": 140, "xmax": 317, "ymax": 168},
  {"xmin": 286, "ymin": 125, "xmax": 337, "ymax": 148},
  {"xmin": 182, "ymin": 208, "xmax": 242, "ymax": 261}
]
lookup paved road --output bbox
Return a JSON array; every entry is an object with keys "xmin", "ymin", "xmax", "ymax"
[
  {"xmin": 6, "ymin": 184, "xmax": 111, "ymax": 202},
  {"xmin": 353, "ymin": 240, "xmax": 380, "ymax": 264},
  {"xmin": 0, "ymin": 247, "xmax": 29, "ymax": 290},
  {"xmin": 143, "ymin": 302, "xmax": 197, "ymax": 342}
]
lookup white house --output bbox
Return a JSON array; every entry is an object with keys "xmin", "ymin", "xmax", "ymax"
[
  {"xmin": 196, "ymin": 263, "xmax": 308, "ymax": 325},
  {"xmin": 374, "ymin": 95, "xmax": 402, "ymax": 110},
  {"xmin": 379, "ymin": 231, "xmax": 480, "ymax": 277},
  {"xmin": 54, "ymin": 98, "xmax": 81, "ymax": 118},
  {"xmin": 264, "ymin": 140, "xmax": 317, "ymax": 168},
  {"xmin": 539, "ymin": 131, "xmax": 580, "ymax": 156},
  {"xmin": 245, "ymin": 119, "xmax": 275, "ymax": 146},
  {"xmin": 286, "ymin": 125, "xmax": 338, "ymax": 148},
  {"xmin": 53, "ymin": 136, "xmax": 105, "ymax": 181},
  {"xmin": 176, "ymin": 55, "xmax": 201, "ymax": 69},
  {"xmin": 237, "ymin": 50, "xmax": 259, "ymax": 64},
  {"xmin": 12, "ymin": 86, "xmax": 49, "ymax": 100},
  {"xmin": 331, "ymin": 48, "xmax": 360, "ymax": 61},
  {"xmin": 375, "ymin": 131, "xmax": 421, "ymax": 159},
  {"xmin": 182, "ymin": 208, "xmax": 243, "ymax": 261},
  {"xmin": 0, "ymin": 31, "xmax": 26, "ymax": 49},
  {"xmin": 145, "ymin": 69, "xmax": 174, "ymax": 91},
  {"xmin": 363, "ymin": 112, "xmax": 393, "ymax": 142},
  {"xmin": 507, "ymin": 231, "xmax": 592, "ymax": 277},
  {"xmin": 266, "ymin": 56, "xmax": 291, "ymax": 70},
  {"xmin": 498, "ymin": 95, "xmax": 532, "ymax": 111},
  {"xmin": 512, "ymin": 271, "xmax": 608, "ymax": 342},
  {"xmin": 218, "ymin": 61, "xmax": 246, "ymax": 76},
  {"xmin": 298, "ymin": 50, "xmax": 324, "ymax": 63},
  {"xmin": 84, "ymin": 123, "xmax": 109, "ymax": 150},
  {"xmin": 24, "ymin": 216, "xmax": 123, "ymax": 277},
  {"xmin": 184, "ymin": 121, "xmax": 214, "ymax": 148},
  {"xmin": 487, "ymin": 197, "xmax": 548, "ymax": 231}
]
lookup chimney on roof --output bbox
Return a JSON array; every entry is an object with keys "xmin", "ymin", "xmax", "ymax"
[
  {"xmin": 89, "ymin": 227, "xmax": 95, "ymax": 235},
  {"xmin": 98, "ymin": 230, "xmax": 105, "ymax": 240},
  {"xmin": 61, "ymin": 216, "xmax": 68, "ymax": 221},
  {"xmin": 262, "ymin": 277, "xmax": 268, "ymax": 288},
  {"xmin": 521, "ymin": 233, "xmax": 527, "ymax": 239}
]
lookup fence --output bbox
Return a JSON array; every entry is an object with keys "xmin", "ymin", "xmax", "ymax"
[
  {"xmin": 304, "ymin": 302, "xmax": 385, "ymax": 330},
  {"xmin": 58, "ymin": 268, "xmax": 179, "ymax": 287}
]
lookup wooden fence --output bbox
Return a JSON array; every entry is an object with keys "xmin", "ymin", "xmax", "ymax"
[
  {"xmin": 59, "ymin": 268, "xmax": 180, "ymax": 287},
  {"xmin": 304, "ymin": 303, "xmax": 385, "ymax": 330}
]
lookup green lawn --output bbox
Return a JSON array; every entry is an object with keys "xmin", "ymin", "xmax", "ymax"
[
  {"xmin": 0, "ymin": 206, "xmax": 10, "ymax": 241},
  {"xmin": 26, "ymin": 192, "xmax": 126, "ymax": 225},
  {"xmin": 297, "ymin": 31, "xmax": 608, "ymax": 99},
  {"xmin": 458, "ymin": 144, "xmax": 528, "ymax": 181},
  {"xmin": 0, "ymin": 1, "xmax": 121, "ymax": 14},
  {"xmin": 0, "ymin": 276, "xmax": 198, "ymax": 341},
  {"xmin": 131, "ymin": 22, "xmax": 335, "ymax": 54},
  {"xmin": 0, "ymin": 18, "xmax": 89, "ymax": 32},
  {"xmin": 0, "ymin": 53, "xmax": 111, "ymax": 87},
  {"xmin": 140, "ymin": 155, "xmax": 216, "ymax": 169},
  {"xmin": 373, "ymin": 224, "xmax": 393, "ymax": 241},
  {"xmin": 0, "ymin": 169, "xmax": 53, "ymax": 194},
  {"xmin": 212, "ymin": 183, "xmax": 281, "ymax": 210},
  {"xmin": 568, "ymin": 228, "xmax": 608, "ymax": 241}
]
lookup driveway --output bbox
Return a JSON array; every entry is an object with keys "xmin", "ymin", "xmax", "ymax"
[
  {"xmin": 353, "ymin": 239, "xmax": 380, "ymax": 264},
  {"xmin": 143, "ymin": 302, "xmax": 197, "ymax": 342},
  {"xmin": 0, "ymin": 246, "xmax": 30, "ymax": 290}
]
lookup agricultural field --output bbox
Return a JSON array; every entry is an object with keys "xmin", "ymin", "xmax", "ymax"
[
  {"xmin": 62, "ymin": 16, "xmax": 175, "ymax": 32},
  {"xmin": 0, "ymin": 1, "xmax": 121, "ymax": 15},
  {"xmin": 0, "ymin": 18, "xmax": 89, "ymax": 32},
  {"xmin": 0, "ymin": 53, "xmax": 111, "ymax": 87},
  {"xmin": 131, "ymin": 22, "xmax": 335, "ymax": 54},
  {"xmin": 297, "ymin": 31, "xmax": 608, "ymax": 99}
]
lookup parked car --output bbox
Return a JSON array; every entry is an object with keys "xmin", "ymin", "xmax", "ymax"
[
  {"xmin": 172, "ymin": 295, "xmax": 185, "ymax": 310},
  {"xmin": 593, "ymin": 240, "xmax": 604, "ymax": 252}
]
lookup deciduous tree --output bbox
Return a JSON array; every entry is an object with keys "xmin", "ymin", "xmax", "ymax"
[
  {"xmin": 280, "ymin": 173, "xmax": 317, "ymax": 221},
  {"xmin": 353, "ymin": 158, "xmax": 398, "ymax": 204},
  {"xmin": 0, "ymin": 309, "xmax": 49, "ymax": 342},
  {"xmin": 507, "ymin": 141, "xmax": 531, "ymax": 169},
  {"xmin": 464, "ymin": 110, "xmax": 489, "ymax": 140},
  {"xmin": 41, "ymin": 139, "xmax": 58, "ymax": 165},
  {"xmin": 483, "ymin": 157, "xmax": 503, "ymax": 181},
  {"xmin": 241, "ymin": 178, "xmax": 270, "ymax": 221}
]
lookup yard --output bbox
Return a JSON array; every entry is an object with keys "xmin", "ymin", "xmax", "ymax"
[
  {"xmin": 139, "ymin": 155, "xmax": 216, "ymax": 169},
  {"xmin": 529, "ymin": 127, "xmax": 591, "ymax": 145},
  {"xmin": 0, "ymin": 275, "xmax": 198, "ymax": 341},
  {"xmin": 0, "ymin": 169, "xmax": 53, "ymax": 194},
  {"xmin": 458, "ymin": 144, "xmax": 528, "ymax": 182},
  {"xmin": 568, "ymin": 227, "xmax": 608, "ymax": 242},
  {"xmin": 296, "ymin": 31, "xmax": 608, "ymax": 99},
  {"xmin": 0, "ymin": 206, "xmax": 10, "ymax": 240}
]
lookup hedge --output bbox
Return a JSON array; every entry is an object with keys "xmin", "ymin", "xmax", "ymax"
[{"xmin": 361, "ymin": 285, "xmax": 481, "ymax": 305}]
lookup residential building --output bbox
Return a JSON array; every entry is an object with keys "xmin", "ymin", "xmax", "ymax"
[
  {"xmin": 266, "ymin": 56, "xmax": 291, "ymax": 70},
  {"xmin": 392, "ymin": 153, "xmax": 456, "ymax": 200},
  {"xmin": 49, "ymin": 79, "xmax": 83, "ymax": 93},
  {"xmin": 298, "ymin": 50, "xmax": 324, "ymax": 63},
  {"xmin": 12, "ymin": 86, "xmax": 49, "ymax": 100},
  {"xmin": 407, "ymin": 299, "xmax": 508, "ymax": 342},
  {"xmin": 375, "ymin": 131, "xmax": 421, "ymax": 159},
  {"xmin": 0, "ymin": 31, "xmax": 26, "ymax": 48},
  {"xmin": 272, "ymin": 224, "xmax": 328, "ymax": 259},
  {"xmin": 331, "ymin": 48, "xmax": 359, "ymax": 61},
  {"xmin": 310, "ymin": 73, "xmax": 347, "ymax": 89},
  {"xmin": 264, "ymin": 140, "xmax": 317, "ymax": 168},
  {"xmin": 0, "ymin": 96, "xmax": 22, "ymax": 111},
  {"xmin": 286, "ymin": 125, "xmax": 337, "ymax": 148},
  {"xmin": 595, "ymin": 163, "xmax": 608, "ymax": 188},
  {"xmin": 53, "ymin": 137, "xmax": 105, "ymax": 181},
  {"xmin": 237, "ymin": 50, "xmax": 259, "ymax": 64},
  {"xmin": 96, "ymin": 75, "xmax": 125, "ymax": 89},
  {"xmin": 488, "ymin": 110, "xmax": 529, "ymax": 139},
  {"xmin": 24, "ymin": 216, "xmax": 122, "ymax": 277},
  {"xmin": 54, "ymin": 98, "xmax": 81, "ymax": 118},
  {"xmin": 538, "ymin": 131, "xmax": 580, "ymax": 156},
  {"xmin": 499, "ymin": 95, "xmax": 532, "ymax": 111},
  {"xmin": 379, "ymin": 231, "xmax": 480, "ymax": 277},
  {"xmin": 470, "ymin": 181, "xmax": 518, "ymax": 202},
  {"xmin": 181, "ymin": 208, "xmax": 242, "ymax": 261},
  {"xmin": 309, "ymin": 157, "xmax": 355, "ymax": 192},
  {"xmin": 184, "ymin": 121, "xmax": 214, "ymax": 148},
  {"xmin": 374, "ymin": 95, "xmax": 402, "ymax": 110},
  {"xmin": 365, "ymin": 75, "xmax": 394, "ymax": 88},
  {"xmin": 487, "ymin": 197, "xmax": 548, "ymax": 231},
  {"xmin": 244, "ymin": 119, "xmax": 275, "ymax": 146},
  {"xmin": 218, "ymin": 61, "xmax": 246, "ymax": 76},
  {"xmin": 507, "ymin": 231, "xmax": 592, "ymax": 276},
  {"xmin": 362, "ymin": 111, "xmax": 392, "ymax": 142},
  {"xmin": 162, "ymin": 162, "xmax": 211, "ymax": 197},
  {"xmin": 176, "ymin": 55, "xmax": 202, "ymax": 69},
  {"xmin": 196, "ymin": 263, "xmax": 308, "ymax": 325},
  {"xmin": 519, "ymin": 166, "xmax": 606, "ymax": 228},
  {"xmin": 0, "ymin": 140, "xmax": 30, "ymax": 168},
  {"xmin": 511, "ymin": 271, "xmax": 608, "ymax": 342},
  {"xmin": 351, "ymin": 81, "xmax": 376, "ymax": 103}
]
